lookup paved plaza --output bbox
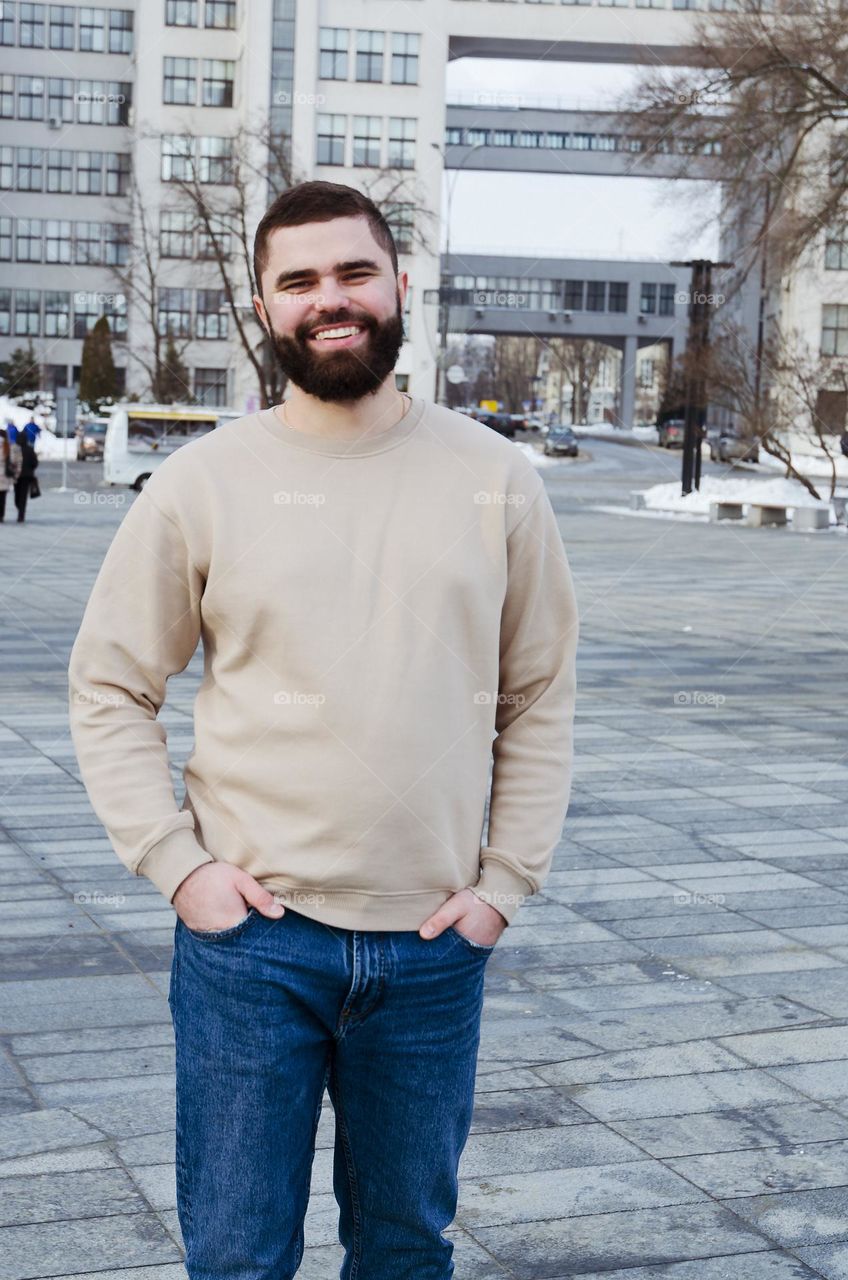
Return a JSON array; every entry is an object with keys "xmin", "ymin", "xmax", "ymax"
[{"xmin": 1, "ymin": 437, "xmax": 848, "ymax": 1278}]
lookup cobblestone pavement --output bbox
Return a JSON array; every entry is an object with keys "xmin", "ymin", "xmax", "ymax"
[{"xmin": 1, "ymin": 440, "xmax": 847, "ymax": 1279}]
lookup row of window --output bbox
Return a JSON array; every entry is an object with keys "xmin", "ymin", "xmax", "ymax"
[
  {"xmin": 0, "ymin": 146, "xmax": 129, "ymax": 193},
  {"xmin": 318, "ymin": 29, "xmax": 420, "ymax": 85},
  {"xmin": 456, "ymin": 0, "xmax": 747, "ymax": 8},
  {"xmin": 161, "ymin": 134, "xmax": 234, "ymax": 183},
  {"xmin": 317, "ymin": 115, "xmax": 417, "ymax": 169},
  {"xmin": 165, "ymin": 0, "xmax": 237, "ymax": 28},
  {"xmin": 157, "ymin": 288, "xmax": 229, "ymax": 339},
  {"xmin": 445, "ymin": 275, "xmax": 678, "ymax": 315},
  {"xmin": 163, "ymin": 57, "xmax": 235, "ymax": 108},
  {"xmin": 1, "ymin": 75, "xmax": 131, "ymax": 126},
  {"xmin": 0, "ymin": 4, "xmax": 133, "ymax": 52},
  {"xmin": 1, "ymin": 287, "xmax": 126, "ymax": 338},
  {"xmin": 444, "ymin": 125, "xmax": 722, "ymax": 157},
  {"xmin": 1, "ymin": 216, "xmax": 129, "ymax": 265}
]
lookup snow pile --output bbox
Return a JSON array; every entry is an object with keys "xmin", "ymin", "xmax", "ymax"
[
  {"xmin": 641, "ymin": 474, "xmax": 830, "ymax": 515},
  {"xmin": 512, "ymin": 441, "xmax": 562, "ymax": 469},
  {"xmin": 0, "ymin": 394, "xmax": 74, "ymax": 458}
]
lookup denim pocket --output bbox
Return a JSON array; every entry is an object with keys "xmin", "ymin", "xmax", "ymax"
[
  {"xmin": 447, "ymin": 924, "xmax": 496, "ymax": 955},
  {"xmin": 181, "ymin": 905, "xmax": 260, "ymax": 941}
]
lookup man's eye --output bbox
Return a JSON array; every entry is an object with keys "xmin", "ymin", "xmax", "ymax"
[{"xmin": 344, "ymin": 272, "xmax": 371, "ymax": 281}]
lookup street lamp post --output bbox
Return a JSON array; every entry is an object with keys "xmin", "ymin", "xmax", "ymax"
[{"xmin": 431, "ymin": 140, "xmax": 484, "ymax": 406}]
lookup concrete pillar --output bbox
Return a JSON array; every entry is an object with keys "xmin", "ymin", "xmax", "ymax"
[{"xmin": 618, "ymin": 335, "xmax": 638, "ymax": 430}]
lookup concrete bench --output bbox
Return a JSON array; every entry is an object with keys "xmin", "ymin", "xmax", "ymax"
[
  {"xmin": 748, "ymin": 503, "xmax": 787, "ymax": 528},
  {"xmin": 792, "ymin": 505, "xmax": 830, "ymax": 532},
  {"xmin": 709, "ymin": 501, "xmax": 745, "ymax": 522}
]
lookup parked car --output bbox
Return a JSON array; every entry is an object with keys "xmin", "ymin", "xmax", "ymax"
[
  {"xmin": 75, "ymin": 418, "xmax": 109, "ymax": 461},
  {"xmin": 657, "ymin": 418, "xmax": 686, "ymax": 448},
  {"xmin": 543, "ymin": 426, "xmax": 579, "ymax": 457},
  {"xmin": 709, "ymin": 430, "xmax": 760, "ymax": 463},
  {"xmin": 477, "ymin": 413, "xmax": 516, "ymax": 439}
]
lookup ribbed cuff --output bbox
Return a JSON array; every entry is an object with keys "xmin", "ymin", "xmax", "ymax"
[
  {"xmin": 135, "ymin": 827, "xmax": 215, "ymax": 904},
  {"xmin": 469, "ymin": 856, "xmax": 535, "ymax": 925}
]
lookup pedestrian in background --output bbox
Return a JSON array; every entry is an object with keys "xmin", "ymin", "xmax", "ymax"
[
  {"xmin": 0, "ymin": 427, "xmax": 21, "ymax": 523},
  {"xmin": 14, "ymin": 431, "xmax": 38, "ymax": 523}
]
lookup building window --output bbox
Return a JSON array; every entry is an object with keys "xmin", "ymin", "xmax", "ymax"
[
  {"xmin": 158, "ymin": 286, "xmax": 192, "ymax": 336},
  {"xmin": 79, "ymin": 6, "xmax": 105, "ymax": 50},
  {"xmin": 194, "ymin": 366, "xmax": 228, "ymax": 406},
  {"xmin": 391, "ymin": 32, "xmax": 419, "ymax": 85},
  {"xmin": 658, "ymin": 283, "xmax": 675, "ymax": 315},
  {"xmin": 197, "ymin": 214, "xmax": 231, "ymax": 257},
  {"xmin": 466, "ymin": 128, "xmax": 488, "ymax": 147},
  {"xmin": 19, "ymin": 2, "xmax": 45, "ymax": 46},
  {"xmin": 586, "ymin": 281, "xmax": 606, "ymax": 311},
  {"xmin": 49, "ymin": 5, "xmax": 74, "ymax": 48},
  {"xmin": 202, "ymin": 59, "xmax": 234, "ymax": 107},
  {"xmin": 825, "ymin": 225, "xmax": 848, "ymax": 270},
  {"xmin": 17, "ymin": 147, "xmax": 44, "ymax": 190},
  {"xmin": 196, "ymin": 289, "xmax": 228, "ymax": 338},
  {"xmin": 44, "ymin": 290, "xmax": 70, "ymax": 337},
  {"xmin": 640, "ymin": 282, "xmax": 656, "ymax": 314},
  {"xmin": 198, "ymin": 135, "xmax": 232, "ymax": 182},
  {"xmin": 74, "ymin": 220, "xmax": 102, "ymax": 264},
  {"xmin": 355, "ymin": 30, "xmax": 383, "ymax": 83},
  {"xmin": 108, "ymin": 9, "xmax": 133, "ymax": 53},
  {"xmin": 160, "ymin": 209, "xmax": 194, "ymax": 257},
  {"xmin": 16, "ymin": 218, "xmax": 42, "ymax": 262},
  {"xmin": 445, "ymin": 127, "xmax": 463, "ymax": 146},
  {"xmin": 205, "ymin": 0, "xmax": 235, "ymax": 28},
  {"xmin": 608, "ymin": 281, "xmax": 628, "ymax": 312},
  {"xmin": 166, "ymin": 0, "xmax": 197, "ymax": 24},
  {"xmin": 162, "ymin": 134, "xmax": 194, "ymax": 181},
  {"xmin": 0, "ymin": 74, "xmax": 13, "ymax": 118},
  {"xmin": 564, "ymin": 280, "xmax": 584, "ymax": 310},
  {"xmin": 0, "ymin": 3, "xmax": 15, "ymax": 45},
  {"xmin": 102, "ymin": 292, "xmax": 127, "ymax": 338},
  {"xmin": 353, "ymin": 116, "xmax": 381, "ymax": 167},
  {"xmin": 47, "ymin": 77, "xmax": 74, "ymax": 123},
  {"xmin": 73, "ymin": 292, "xmax": 99, "ymax": 337},
  {"xmin": 105, "ymin": 150, "xmax": 130, "ymax": 194},
  {"xmin": 15, "ymin": 289, "xmax": 41, "ymax": 336},
  {"xmin": 384, "ymin": 202, "xmax": 414, "ymax": 254},
  {"xmin": 0, "ymin": 147, "xmax": 13, "ymax": 188},
  {"xmin": 388, "ymin": 117, "xmax": 416, "ymax": 169},
  {"xmin": 18, "ymin": 75, "xmax": 45, "ymax": 120},
  {"xmin": 104, "ymin": 222, "xmax": 129, "ymax": 265},
  {"xmin": 0, "ymin": 217, "xmax": 10, "ymax": 260},
  {"xmin": 164, "ymin": 57, "xmax": 197, "ymax": 105},
  {"xmin": 46, "ymin": 148, "xmax": 73, "ymax": 192},
  {"xmin": 45, "ymin": 218, "xmax": 71, "ymax": 261},
  {"xmin": 76, "ymin": 150, "xmax": 102, "ymax": 193},
  {"xmin": 319, "ymin": 27, "xmax": 347, "ymax": 79},
  {"xmin": 316, "ymin": 114, "xmax": 345, "ymax": 165},
  {"xmin": 822, "ymin": 303, "xmax": 848, "ymax": 356}
]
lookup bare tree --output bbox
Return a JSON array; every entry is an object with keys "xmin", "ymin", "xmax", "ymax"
[
  {"xmin": 491, "ymin": 335, "xmax": 544, "ymax": 414},
  {"xmin": 616, "ymin": 0, "xmax": 848, "ymax": 295},
  {"xmin": 544, "ymin": 338, "xmax": 609, "ymax": 424}
]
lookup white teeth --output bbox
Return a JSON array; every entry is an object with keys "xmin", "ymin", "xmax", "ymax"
[{"xmin": 312, "ymin": 325, "xmax": 362, "ymax": 341}]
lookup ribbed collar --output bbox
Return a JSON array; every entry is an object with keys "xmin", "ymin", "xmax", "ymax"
[{"xmin": 256, "ymin": 395, "xmax": 425, "ymax": 458}]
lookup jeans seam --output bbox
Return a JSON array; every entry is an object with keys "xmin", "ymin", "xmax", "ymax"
[
  {"xmin": 293, "ymin": 1056, "xmax": 331, "ymax": 1276},
  {"xmin": 333, "ymin": 1074, "xmax": 363, "ymax": 1279}
]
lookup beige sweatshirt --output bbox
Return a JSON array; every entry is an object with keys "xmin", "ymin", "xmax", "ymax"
[{"xmin": 68, "ymin": 398, "xmax": 579, "ymax": 930}]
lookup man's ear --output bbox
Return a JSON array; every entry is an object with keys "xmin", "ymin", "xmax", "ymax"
[{"xmin": 253, "ymin": 293, "xmax": 270, "ymax": 335}]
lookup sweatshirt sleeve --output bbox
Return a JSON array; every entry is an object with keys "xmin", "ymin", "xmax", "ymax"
[
  {"xmin": 67, "ymin": 487, "xmax": 215, "ymax": 903},
  {"xmin": 470, "ymin": 484, "xmax": 579, "ymax": 925}
]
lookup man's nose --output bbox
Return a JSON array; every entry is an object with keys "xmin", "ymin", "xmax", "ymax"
[{"xmin": 315, "ymin": 278, "xmax": 351, "ymax": 311}]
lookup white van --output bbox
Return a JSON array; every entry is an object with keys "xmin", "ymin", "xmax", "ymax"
[{"xmin": 103, "ymin": 402, "xmax": 241, "ymax": 489}]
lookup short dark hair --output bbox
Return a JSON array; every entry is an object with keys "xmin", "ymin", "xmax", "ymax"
[{"xmin": 252, "ymin": 180, "xmax": 398, "ymax": 295}]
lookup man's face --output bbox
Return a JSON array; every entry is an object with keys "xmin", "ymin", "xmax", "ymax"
[{"xmin": 253, "ymin": 215, "xmax": 408, "ymax": 403}]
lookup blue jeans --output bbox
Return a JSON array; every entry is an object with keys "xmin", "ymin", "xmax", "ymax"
[{"xmin": 167, "ymin": 905, "xmax": 495, "ymax": 1279}]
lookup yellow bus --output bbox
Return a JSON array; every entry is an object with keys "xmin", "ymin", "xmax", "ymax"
[{"xmin": 103, "ymin": 402, "xmax": 241, "ymax": 489}]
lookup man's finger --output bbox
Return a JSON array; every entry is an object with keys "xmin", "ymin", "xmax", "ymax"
[
  {"xmin": 239, "ymin": 877, "xmax": 285, "ymax": 918},
  {"xmin": 419, "ymin": 903, "xmax": 463, "ymax": 939}
]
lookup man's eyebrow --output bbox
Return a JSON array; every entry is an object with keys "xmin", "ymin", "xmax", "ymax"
[{"xmin": 272, "ymin": 259, "xmax": 381, "ymax": 289}]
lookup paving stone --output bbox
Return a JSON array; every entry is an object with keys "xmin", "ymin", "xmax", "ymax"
[
  {"xmin": 609, "ymin": 1102, "xmax": 848, "ymax": 1158},
  {"xmin": 723, "ymin": 1186, "xmax": 848, "ymax": 1246}
]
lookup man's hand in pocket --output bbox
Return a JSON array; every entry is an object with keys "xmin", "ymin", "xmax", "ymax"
[
  {"xmin": 172, "ymin": 862, "xmax": 285, "ymax": 932},
  {"xmin": 418, "ymin": 887, "xmax": 507, "ymax": 947}
]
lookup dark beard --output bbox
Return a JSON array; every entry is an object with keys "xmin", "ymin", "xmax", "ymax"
[{"xmin": 265, "ymin": 293, "xmax": 405, "ymax": 403}]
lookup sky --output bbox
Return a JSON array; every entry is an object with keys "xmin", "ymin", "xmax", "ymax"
[{"xmin": 443, "ymin": 58, "xmax": 721, "ymax": 263}]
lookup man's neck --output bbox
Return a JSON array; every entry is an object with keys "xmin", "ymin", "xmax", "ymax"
[{"xmin": 275, "ymin": 379, "xmax": 409, "ymax": 441}]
